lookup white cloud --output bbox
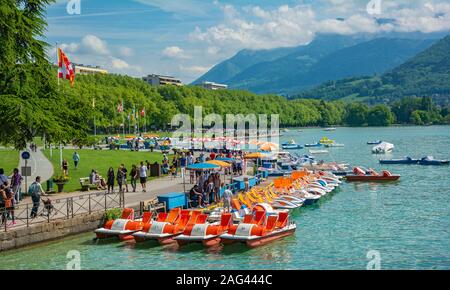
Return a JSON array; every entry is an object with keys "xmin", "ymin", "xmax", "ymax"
[
  {"xmin": 81, "ymin": 35, "xmax": 110, "ymax": 55},
  {"xmin": 189, "ymin": 2, "xmax": 450, "ymax": 51},
  {"xmin": 111, "ymin": 58, "xmax": 130, "ymax": 69},
  {"xmin": 162, "ymin": 46, "xmax": 190, "ymax": 59},
  {"xmin": 179, "ymin": 65, "xmax": 211, "ymax": 74}
]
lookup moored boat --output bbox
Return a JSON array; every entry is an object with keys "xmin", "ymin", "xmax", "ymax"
[
  {"xmin": 220, "ymin": 211, "xmax": 296, "ymax": 248},
  {"xmin": 304, "ymin": 142, "xmax": 322, "ymax": 148},
  {"xmin": 309, "ymin": 149, "xmax": 329, "ymax": 154},
  {"xmin": 95, "ymin": 208, "xmax": 151, "ymax": 241},
  {"xmin": 379, "ymin": 157, "xmax": 418, "ymax": 164},
  {"xmin": 372, "ymin": 142, "xmax": 394, "ymax": 154},
  {"xmin": 367, "ymin": 140, "xmax": 382, "ymax": 145},
  {"xmin": 418, "ymin": 156, "xmax": 449, "ymax": 166},
  {"xmin": 345, "ymin": 167, "xmax": 400, "ymax": 182},
  {"xmin": 281, "ymin": 140, "xmax": 303, "ymax": 150}
]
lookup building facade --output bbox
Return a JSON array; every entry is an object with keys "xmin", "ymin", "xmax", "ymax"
[
  {"xmin": 197, "ymin": 81, "xmax": 228, "ymax": 90},
  {"xmin": 74, "ymin": 64, "xmax": 108, "ymax": 75},
  {"xmin": 142, "ymin": 74, "xmax": 183, "ymax": 86}
]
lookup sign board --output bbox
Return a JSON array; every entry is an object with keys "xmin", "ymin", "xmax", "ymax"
[
  {"xmin": 21, "ymin": 166, "xmax": 32, "ymax": 177},
  {"xmin": 21, "ymin": 151, "xmax": 31, "ymax": 160}
]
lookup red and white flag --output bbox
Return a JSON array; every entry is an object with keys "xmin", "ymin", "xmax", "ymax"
[
  {"xmin": 58, "ymin": 48, "xmax": 75, "ymax": 86},
  {"xmin": 140, "ymin": 108, "xmax": 145, "ymax": 118},
  {"xmin": 117, "ymin": 101, "xmax": 124, "ymax": 113}
]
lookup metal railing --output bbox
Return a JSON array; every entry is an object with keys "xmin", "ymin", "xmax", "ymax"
[{"xmin": 1, "ymin": 191, "xmax": 125, "ymax": 232}]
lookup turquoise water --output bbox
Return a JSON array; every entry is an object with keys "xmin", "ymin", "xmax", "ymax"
[{"xmin": 1, "ymin": 126, "xmax": 449, "ymax": 270}]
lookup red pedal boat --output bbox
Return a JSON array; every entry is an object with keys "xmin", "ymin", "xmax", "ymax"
[
  {"xmin": 345, "ymin": 167, "xmax": 400, "ymax": 182},
  {"xmin": 95, "ymin": 208, "xmax": 151, "ymax": 241},
  {"xmin": 220, "ymin": 211, "xmax": 296, "ymax": 248},
  {"xmin": 133, "ymin": 209, "xmax": 201, "ymax": 245}
]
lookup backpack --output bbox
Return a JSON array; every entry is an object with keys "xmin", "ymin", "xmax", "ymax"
[{"xmin": 28, "ymin": 183, "xmax": 36, "ymax": 197}]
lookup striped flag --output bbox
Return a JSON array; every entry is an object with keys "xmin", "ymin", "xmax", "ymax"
[
  {"xmin": 58, "ymin": 48, "xmax": 75, "ymax": 86},
  {"xmin": 117, "ymin": 101, "xmax": 124, "ymax": 113},
  {"xmin": 141, "ymin": 108, "xmax": 145, "ymax": 118}
]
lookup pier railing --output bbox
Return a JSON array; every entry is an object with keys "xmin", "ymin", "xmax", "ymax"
[{"xmin": 1, "ymin": 191, "xmax": 125, "ymax": 232}]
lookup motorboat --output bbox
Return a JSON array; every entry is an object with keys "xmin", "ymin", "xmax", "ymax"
[
  {"xmin": 345, "ymin": 167, "xmax": 400, "ymax": 182},
  {"xmin": 281, "ymin": 140, "xmax": 303, "ymax": 150},
  {"xmin": 379, "ymin": 157, "xmax": 418, "ymax": 165},
  {"xmin": 418, "ymin": 156, "xmax": 449, "ymax": 166},
  {"xmin": 304, "ymin": 142, "xmax": 322, "ymax": 148},
  {"xmin": 133, "ymin": 209, "xmax": 201, "ymax": 245},
  {"xmin": 95, "ymin": 208, "xmax": 151, "ymax": 241},
  {"xmin": 220, "ymin": 211, "xmax": 296, "ymax": 248},
  {"xmin": 324, "ymin": 128, "xmax": 336, "ymax": 131},
  {"xmin": 319, "ymin": 137, "xmax": 335, "ymax": 145},
  {"xmin": 309, "ymin": 149, "xmax": 329, "ymax": 155},
  {"xmin": 324, "ymin": 143, "xmax": 344, "ymax": 148},
  {"xmin": 367, "ymin": 140, "xmax": 382, "ymax": 145},
  {"xmin": 372, "ymin": 142, "xmax": 394, "ymax": 154},
  {"xmin": 174, "ymin": 213, "xmax": 233, "ymax": 247}
]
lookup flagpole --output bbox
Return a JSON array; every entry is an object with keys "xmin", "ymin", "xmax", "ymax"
[{"xmin": 56, "ymin": 42, "xmax": 63, "ymax": 169}]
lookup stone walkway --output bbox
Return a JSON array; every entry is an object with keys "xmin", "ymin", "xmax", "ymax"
[{"xmin": 18, "ymin": 148, "xmax": 54, "ymax": 193}]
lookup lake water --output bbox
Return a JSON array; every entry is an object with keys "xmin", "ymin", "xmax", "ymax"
[{"xmin": 1, "ymin": 126, "xmax": 449, "ymax": 270}]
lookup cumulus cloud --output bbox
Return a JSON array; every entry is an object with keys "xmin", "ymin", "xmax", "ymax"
[
  {"xmin": 179, "ymin": 65, "xmax": 211, "ymax": 74},
  {"xmin": 189, "ymin": 1, "xmax": 450, "ymax": 50},
  {"xmin": 81, "ymin": 35, "xmax": 110, "ymax": 55},
  {"xmin": 119, "ymin": 47, "xmax": 134, "ymax": 57},
  {"xmin": 162, "ymin": 46, "xmax": 190, "ymax": 59},
  {"xmin": 111, "ymin": 58, "xmax": 130, "ymax": 69}
]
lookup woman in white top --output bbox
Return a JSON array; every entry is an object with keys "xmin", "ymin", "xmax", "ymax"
[{"xmin": 139, "ymin": 161, "xmax": 148, "ymax": 192}]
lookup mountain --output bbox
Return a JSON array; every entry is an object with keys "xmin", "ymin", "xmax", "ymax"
[
  {"xmin": 194, "ymin": 35, "xmax": 436, "ymax": 94},
  {"xmin": 294, "ymin": 35, "xmax": 450, "ymax": 105}
]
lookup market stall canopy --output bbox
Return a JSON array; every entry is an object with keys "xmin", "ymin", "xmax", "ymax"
[
  {"xmin": 245, "ymin": 152, "xmax": 268, "ymax": 159},
  {"xmin": 259, "ymin": 142, "xmax": 279, "ymax": 152},
  {"xmin": 215, "ymin": 157, "xmax": 236, "ymax": 162},
  {"xmin": 186, "ymin": 163, "xmax": 220, "ymax": 171}
]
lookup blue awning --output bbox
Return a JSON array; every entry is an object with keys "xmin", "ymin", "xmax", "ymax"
[{"xmin": 186, "ymin": 163, "xmax": 220, "ymax": 170}]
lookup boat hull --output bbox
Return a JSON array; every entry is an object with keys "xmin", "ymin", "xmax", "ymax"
[
  {"xmin": 221, "ymin": 225, "xmax": 296, "ymax": 248},
  {"xmin": 380, "ymin": 159, "xmax": 418, "ymax": 164},
  {"xmin": 345, "ymin": 175, "xmax": 400, "ymax": 182}
]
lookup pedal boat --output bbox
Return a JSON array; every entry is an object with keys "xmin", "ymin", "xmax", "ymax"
[
  {"xmin": 175, "ymin": 213, "xmax": 233, "ymax": 247},
  {"xmin": 220, "ymin": 211, "xmax": 296, "ymax": 248},
  {"xmin": 345, "ymin": 167, "xmax": 400, "ymax": 182},
  {"xmin": 133, "ymin": 209, "xmax": 201, "ymax": 245},
  {"xmin": 95, "ymin": 208, "xmax": 150, "ymax": 241}
]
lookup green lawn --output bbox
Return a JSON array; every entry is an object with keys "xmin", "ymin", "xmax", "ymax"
[
  {"xmin": 42, "ymin": 149, "xmax": 170, "ymax": 192},
  {"xmin": 0, "ymin": 149, "xmax": 20, "ymax": 175}
]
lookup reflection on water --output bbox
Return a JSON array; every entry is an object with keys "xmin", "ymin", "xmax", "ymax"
[{"xmin": 0, "ymin": 126, "xmax": 449, "ymax": 270}]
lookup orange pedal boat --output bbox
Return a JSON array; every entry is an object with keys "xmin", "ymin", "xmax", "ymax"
[
  {"xmin": 95, "ymin": 208, "xmax": 151, "ymax": 241},
  {"xmin": 220, "ymin": 211, "xmax": 296, "ymax": 248},
  {"xmin": 174, "ymin": 213, "xmax": 233, "ymax": 247},
  {"xmin": 133, "ymin": 209, "xmax": 201, "ymax": 245}
]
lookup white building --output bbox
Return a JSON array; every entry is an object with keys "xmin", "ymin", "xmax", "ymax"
[
  {"xmin": 74, "ymin": 64, "xmax": 108, "ymax": 75},
  {"xmin": 197, "ymin": 81, "xmax": 228, "ymax": 90},
  {"xmin": 143, "ymin": 74, "xmax": 183, "ymax": 86}
]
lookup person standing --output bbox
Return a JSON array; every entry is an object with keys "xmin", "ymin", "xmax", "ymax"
[
  {"xmin": 179, "ymin": 152, "xmax": 187, "ymax": 180},
  {"xmin": 130, "ymin": 165, "xmax": 138, "ymax": 192},
  {"xmin": 10, "ymin": 168, "xmax": 22, "ymax": 204},
  {"xmin": 0, "ymin": 169, "xmax": 8, "ymax": 185},
  {"xmin": 72, "ymin": 152, "xmax": 80, "ymax": 170},
  {"xmin": 121, "ymin": 164, "xmax": 129, "ymax": 193},
  {"xmin": 139, "ymin": 161, "xmax": 148, "ymax": 192},
  {"xmin": 62, "ymin": 159, "xmax": 69, "ymax": 176},
  {"xmin": 116, "ymin": 166, "xmax": 124, "ymax": 193},
  {"xmin": 223, "ymin": 187, "xmax": 233, "ymax": 213},
  {"xmin": 29, "ymin": 176, "xmax": 46, "ymax": 219},
  {"xmin": 213, "ymin": 173, "xmax": 221, "ymax": 203},
  {"xmin": 107, "ymin": 167, "xmax": 115, "ymax": 194}
]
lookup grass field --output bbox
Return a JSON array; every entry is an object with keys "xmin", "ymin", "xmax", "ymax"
[
  {"xmin": 0, "ymin": 149, "xmax": 19, "ymax": 175},
  {"xmin": 42, "ymin": 149, "xmax": 170, "ymax": 192}
]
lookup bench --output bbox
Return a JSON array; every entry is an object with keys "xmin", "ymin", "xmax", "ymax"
[{"xmin": 79, "ymin": 177, "xmax": 99, "ymax": 191}]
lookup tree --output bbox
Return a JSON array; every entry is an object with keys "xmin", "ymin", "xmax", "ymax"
[
  {"xmin": 0, "ymin": 0, "xmax": 86, "ymax": 149},
  {"xmin": 345, "ymin": 103, "xmax": 369, "ymax": 126},
  {"xmin": 367, "ymin": 105, "xmax": 395, "ymax": 126}
]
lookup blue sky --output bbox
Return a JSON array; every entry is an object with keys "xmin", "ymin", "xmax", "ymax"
[{"xmin": 45, "ymin": 0, "xmax": 450, "ymax": 82}]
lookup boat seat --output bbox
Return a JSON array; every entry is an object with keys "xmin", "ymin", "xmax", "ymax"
[
  {"xmin": 196, "ymin": 214, "xmax": 208, "ymax": 224},
  {"xmin": 253, "ymin": 211, "xmax": 266, "ymax": 226},
  {"xmin": 121, "ymin": 208, "xmax": 135, "ymax": 220},
  {"xmin": 243, "ymin": 214, "xmax": 253, "ymax": 223},
  {"xmin": 263, "ymin": 216, "xmax": 278, "ymax": 234},
  {"xmin": 220, "ymin": 213, "xmax": 233, "ymax": 229},
  {"xmin": 166, "ymin": 208, "xmax": 182, "ymax": 223},
  {"xmin": 276, "ymin": 212, "xmax": 289, "ymax": 228},
  {"xmin": 142, "ymin": 212, "xmax": 153, "ymax": 224},
  {"xmin": 157, "ymin": 212, "xmax": 168, "ymax": 222}
]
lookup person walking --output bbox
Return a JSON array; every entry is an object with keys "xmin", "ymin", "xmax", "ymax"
[
  {"xmin": 223, "ymin": 187, "xmax": 233, "ymax": 213},
  {"xmin": 139, "ymin": 162, "xmax": 148, "ymax": 192},
  {"xmin": 130, "ymin": 165, "xmax": 138, "ymax": 192},
  {"xmin": 121, "ymin": 164, "xmax": 129, "ymax": 193},
  {"xmin": 179, "ymin": 152, "xmax": 187, "ymax": 180},
  {"xmin": 213, "ymin": 173, "xmax": 221, "ymax": 203},
  {"xmin": 62, "ymin": 159, "xmax": 69, "ymax": 176},
  {"xmin": 10, "ymin": 168, "xmax": 22, "ymax": 204},
  {"xmin": 72, "ymin": 152, "xmax": 80, "ymax": 170},
  {"xmin": 107, "ymin": 167, "xmax": 115, "ymax": 194},
  {"xmin": 116, "ymin": 166, "xmax": 124, "ymax": 193},
  {"xmin": 29, "ymin": 176, "xmax": 46, "ymax": 219}
]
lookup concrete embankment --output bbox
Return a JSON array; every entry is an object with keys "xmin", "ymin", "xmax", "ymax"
[{"xmin": 0, "ymin": 212, "xmax": 105, "ymax": 252}]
